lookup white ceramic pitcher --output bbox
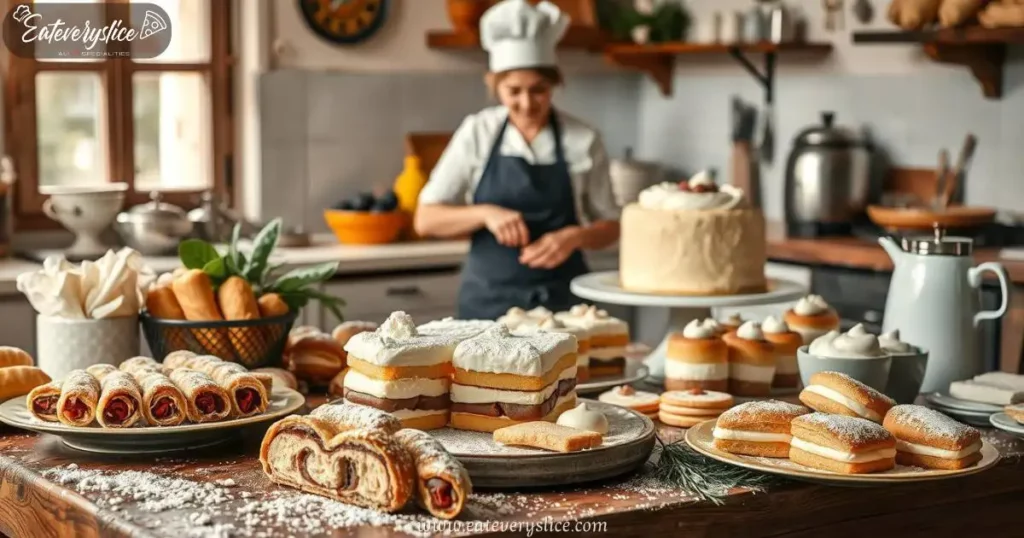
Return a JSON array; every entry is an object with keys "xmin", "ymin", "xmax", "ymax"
[{"xmin": 879, "ymin": 228, "xmax": 1009, "ymax": 394}]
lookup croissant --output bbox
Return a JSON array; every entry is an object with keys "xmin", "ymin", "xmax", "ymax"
[
  {"xmin": 0, "ymin": 366, "xmax": 51, "ymax": 401},
  {"xmin": 0, "ymin": 346, "xmax": 33, "ymax": 368}
]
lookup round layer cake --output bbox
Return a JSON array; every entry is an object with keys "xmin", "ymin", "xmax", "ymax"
[{"xmin": 619, "ymin": 174, "xmax": 767, "ymax": 295}]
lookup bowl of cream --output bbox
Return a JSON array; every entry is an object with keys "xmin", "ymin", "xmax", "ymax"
[
  {"xmin": 797, "ymin": 324, "xmax": 892, "ymax": 391},
  {"xmin": 879, "ymin": 329, "xmax": 928, "ymax": 404}
]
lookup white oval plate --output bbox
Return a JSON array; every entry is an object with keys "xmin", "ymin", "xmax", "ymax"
[
  {"xmin": 923, "ymin": 392, "xmax": 1003, "ymax": 413},
  {"xmin": 685, "ymin": 419, "xmax": 999, "ymax": 486},
  {"xmin": 989, "ymin": 412, "xmax": 1024, "ymax": 437},
  {"xmin": 0, "ymin": 387, "xmax": 304, "ymax": 454}
]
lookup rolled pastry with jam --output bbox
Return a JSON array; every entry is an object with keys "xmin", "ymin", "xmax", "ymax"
[
  {"xmin": 169, "ymin": 368, "xmax": 231, "ymax": 423},
  {"xmin": 86, "ymin": 363, "xmax": 118, "ymax": 381},
  {"xmin": 27, "ymin": 380, "xmax": 62, "ymax": 422},
  {"xmin": 56, "ymin": 369, "xmax": 101, "ymax": 427},
  {"xmin": 119, "ymin": 356, "xmax": 169, "ymax": 377},
  {"xmin": 96, "ymin": 371, "xmax": 144, "ymax": 428},
  {"xmin": 121, "ymin": 358, "xmax": 187, "ymax": 426},
  {"xmin": 172, "ymin": 354, "xmax": 268, "ymax": 417},
  {"xmin": 163, "ymin": 350, "xmax": 199, "ymax": 370},
  {"xmin": 393, "ymin": 428, "xmax": 472, "ymax": 519}
]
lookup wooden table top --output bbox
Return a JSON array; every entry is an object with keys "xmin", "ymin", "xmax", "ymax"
[
  {"xmin": 2, "ymin": 398, "xmax": 1024, "ymax": 538},
  {"xmin": 765, "ymin": 231, "xmax": 1024, "ymax": 284}
]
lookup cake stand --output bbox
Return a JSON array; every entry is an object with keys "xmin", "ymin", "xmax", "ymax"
[{"xmin": 571, "ymin": 271, "xmax": 807, "ymax": 383}]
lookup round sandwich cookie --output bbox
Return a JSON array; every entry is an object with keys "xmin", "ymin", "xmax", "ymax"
[
  {"xmin": 658, "ymin": 388, "xmax": 734, "ymax": 428},
  {"xmin": 598, "ymin": 385, "xmax": 660, "ymax": 418},
  {"xmin": 799, "ymin": 371, "xmax": 895, "ymax": 423},
  {"xmin": 883, "ymin": 404, "xmax": 983, "ymax": 470},
  {"xmin": 1007, "ymin": 403, "xmax": 1024, "ymax": 424}
]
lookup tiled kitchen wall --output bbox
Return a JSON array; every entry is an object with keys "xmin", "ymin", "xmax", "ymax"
[
  {"xmin": 635, "ymin": 49, "xmax": 1024, "ymax": 221},
  {"xmin": 258, "ymin": 71, "xmax": 641, "ymax": 232}
]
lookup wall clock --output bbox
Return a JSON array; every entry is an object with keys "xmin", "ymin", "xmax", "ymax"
[{"xmin": 298, "ymin": 0, "xmax": 390, "ymax": 45}]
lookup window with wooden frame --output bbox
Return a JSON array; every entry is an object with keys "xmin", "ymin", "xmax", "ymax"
[{"xmin": 3, "ymin": 0, "xmax": 234, "ymax": 229}]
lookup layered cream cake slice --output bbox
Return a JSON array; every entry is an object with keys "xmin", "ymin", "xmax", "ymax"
[
  {"xmin": 416, "ymin": 318, "xmax": 497, "ymax": 339},
  {"xmin": 450, "ymin": 324, "xmax": 578, "ymax": 433},
  {"xmin": 512, "ymin": 315, "xmax": 592, "ymax": 382},
  {"xmin": 343, "ymin": 312, "xmax": 456, "ymax": 430},
  {"xmin": 556, "ymin": 304, "xmax": 629, "ymax": 377}
]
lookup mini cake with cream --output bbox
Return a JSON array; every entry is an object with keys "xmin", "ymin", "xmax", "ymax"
[
  {"xmin": 761, "ymin": 316, "xmax": 803, "ymax": 389},
  {"xmin": 883, "ymin": 404, "xmax": 983, "ymax": 470},
  {"xmin": 713, "ymin": 400, "xmax": 810, "ymax": 458},
  {"xmin": 450, "ymin": 324, "xmax": 577, "ymax": 433},
  {"xmin": 343, "ymin": 312, "xmax": 456, "ymax": 430},
  {"xmin": 723, "ymin": 321, "xmax": 777, "ymax": 397},
  {"xmin": 619, "ymin": 173, "xmax": 767, "ymax": 295},
  {"xmin": 718, "ymin": 314, "xmax": 745, "ymax": 334},
  {"xmin": 785, "ymin": 295, "xmax": 840, "ymax": 345},
  {"xmin": 789, "ymin": 413, "xmax": 896, "ymax": 474},
  {"xmin": 799, "ymin": 371, "xmax": 895, "ymax": 423},
  {"xmin": 556, "ymin": 304, "xmax": 629, "ymax": 377},
  {"xmin": 513, "ymin": 315, "xmax": 592, "ymax": 382},
  {"xmin": 666, "ymin": 319, "xmax": 729, "ymax": 391}
]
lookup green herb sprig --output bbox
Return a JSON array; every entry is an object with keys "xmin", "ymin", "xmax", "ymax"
[
  {"xmin": 177, "ymin": 218, "xmax": 346, "ymax": 322},
  {"xmin": 651, "ymin": 437, "xmax": 786, "ymax": 505}
]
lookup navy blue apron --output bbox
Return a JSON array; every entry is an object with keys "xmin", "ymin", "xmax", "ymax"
[{"xmin": 457, "ymin": 111, "xmax": 588, "ymax": 320}]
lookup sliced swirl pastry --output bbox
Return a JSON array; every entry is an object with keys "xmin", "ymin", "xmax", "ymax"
[
  {"xmin": 394, "ymin": 428, "xmax": 472, "ymax": 519},
  {"xmin": 260, "ymin": 403, "xmax": 414, "ymax": 512}
]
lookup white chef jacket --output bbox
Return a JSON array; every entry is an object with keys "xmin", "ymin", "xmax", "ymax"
[{"xmin": 418, "ymin": 106, "xmax": 621, "ymax": 225}]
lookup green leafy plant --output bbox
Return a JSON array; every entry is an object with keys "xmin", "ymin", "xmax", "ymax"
[{"xmin": 177, "ymin": 218, "xmax": 346, "ymax": 321}]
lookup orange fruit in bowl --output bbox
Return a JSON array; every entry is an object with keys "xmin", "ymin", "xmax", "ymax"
[{"xmin": 323, "ymin": 210, "xmax": 408, "ymax": 245}]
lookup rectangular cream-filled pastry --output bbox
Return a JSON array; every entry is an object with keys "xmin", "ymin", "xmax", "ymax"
[
  {"xmin": 790, "ymin": 413, "xmax": 896, "ymax": 474},
  {"xmin": 882, "ymin": 404, "xmax": 983, "ymax": 470},
  {"xmin": 712, "ymin": 400, "xmax": 809, "ymax": 458}
]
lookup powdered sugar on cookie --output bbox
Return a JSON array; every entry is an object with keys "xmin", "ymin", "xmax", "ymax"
[{"xmin": 795, "ymin": 413, "xmax": 893, "ymax": 444}]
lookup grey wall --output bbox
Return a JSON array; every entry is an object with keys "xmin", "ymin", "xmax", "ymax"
[
  {"xmin": 258, "ymin": 70, "xmax": 641, "ymax": 232},
  {"xmin": 635, "ymin": 46, "xmax": 1024, "ymax": 220}
]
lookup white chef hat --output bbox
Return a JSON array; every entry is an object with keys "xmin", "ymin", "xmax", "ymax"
[{"xmin": 480, "ymin": 0, "xmax": 570, "ymax": 73}]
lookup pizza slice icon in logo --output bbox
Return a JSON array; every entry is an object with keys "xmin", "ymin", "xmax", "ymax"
[{"xmin": 139, "ymin": 10, "xmax": 167, "ymax": 39}]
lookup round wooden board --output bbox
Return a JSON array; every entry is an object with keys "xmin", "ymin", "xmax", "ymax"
[
  {"xmin": 0, "ymin": 388, "xmax": 305, "ymax": 454},
  {"xmin": 867, "ymin": 205, "xmax": 996, "ymax": 231},
  {"xmin": 429, "ymin": 400, "xmax": 656, "ymax": 489},
  {"xmin": 685, "ymin": 419, "xmax": 999, "ymax": 486}
]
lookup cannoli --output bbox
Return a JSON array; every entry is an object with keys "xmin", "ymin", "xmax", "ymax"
[
  {"xmin": 169, "ymin": 368, "xmax": 231, "ymax": 423},
  {"xmin": 56, "ymin": 369, "xmax": 101, "ymax": 427},
  {"xmin": 86, "ymin": 363, "xmax": 118, "ymax": 381},
  {"xmin": 133, "ymin": 369, "xmax": 188, "ymax": 426},
  {"xmin": 790, "ymin": 413, "xmax": 896, "ymax": 474},
  {"xmin": 883, "ymin": 405, "xmax": 983, "ymax": 470},
  {"xmin": 96, "ymin": 371, "xmax": 144, "ymax": 428},
  {"xmin": 713, "ymin": 400, "xmax": 810, "ymax": 458},
  {"xmin": 218, "ymin": 276, "xmax": 265, "ymax": 366},
  {"xmin": 0, "ymin": 346, "xmax": 33, "ymax": 368},
  {"xmin": 0, "ymin": 366, "xmax": 51, "ymax": 401},
  {"xmin": 173, "ymin": 355, "xmax": 268, "ymax": 417},
  {"xmin": 259, "ymin": 402, "xmax": 414, "ymax": 512},
  {"xmin": 26, "ymin": 380, "xmax": 62, "ymax": 422},
  {"xmin": 394, "ymin": 429, "xmax": 472, "ymax": 519},
  {"xmin": 493, "ymin": 421, "xmax": 602, "ymax": 452},
  {"xmin": 800, "ymin": 371, "xmax": 895, "ymax": 424},
  {"xmin": 171, "ymin": 269, "xmax": 233, "ymax": 358}
]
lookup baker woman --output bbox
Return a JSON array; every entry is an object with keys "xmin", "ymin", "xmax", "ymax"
[{"xmin": 415, "ymin": 0, "xmax": 620, "ymax": 320}]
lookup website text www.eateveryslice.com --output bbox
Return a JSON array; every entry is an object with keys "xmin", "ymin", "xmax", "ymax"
[{"xmin": 408, "ymin": 519, "xmax": 609, "ymax": 535}]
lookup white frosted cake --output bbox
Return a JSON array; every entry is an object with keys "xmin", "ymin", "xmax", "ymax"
[{"xmin": 619, "ymin": 172, "xmax": 767, "ymax": 295}]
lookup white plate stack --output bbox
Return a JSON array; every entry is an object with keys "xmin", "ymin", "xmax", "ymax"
[{"xmin": 923, "ymin": 392, "xmax": 1002, "ymax": 427}]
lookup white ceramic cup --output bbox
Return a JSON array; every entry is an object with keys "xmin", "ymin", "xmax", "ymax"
[
  {"xmin": 796, "ymin": 345, "xmax": 893, "ymax": 393},
  {"xmin": 36, "ymin": 315, "xmax": 140, "ymax": 379}
]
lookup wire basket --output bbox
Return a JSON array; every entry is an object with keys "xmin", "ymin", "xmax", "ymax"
[{"xmin": 140, "ymin": 312, "xmax": 298, "ymax": 369}]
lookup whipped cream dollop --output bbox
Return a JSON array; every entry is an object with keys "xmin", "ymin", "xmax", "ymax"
[
  {"xmin": 637, "ymin": 171, "xmax": 745, "ymax": 211},
  {"xmin": 793, "ymin": 295, "xmax": 831, "ymax": 316},
  {"xmin": 379, "ymin": 311, "xmax": 417, "ymax": 339},
  {"xmin": 878, "ymin": 329, "xmax": 915, "ymax": 355},
  {"xmin": 720, "ymin": 313, "xmax": 745, "ymax": 327},
  {"xmin": 557, "ymin": 304, "xmax": 628, "ymax": 336},
  {"xmin": 762, "ymin": 316, "xmax": 789, "ymax": 334},
  {"xmin": 736, "ymin": 321, "xmax": 765, "ymax": 341},
  {"xmin": 808, "ymin": 323, "xmax": 887, "ymax": 359},
  {"xmin": 556, "ymin": 402, "xmax": 609, "ymax": 435},
  {"xmin": 682, "ymin": 318, "xmax": 719, "ymax": 339}
]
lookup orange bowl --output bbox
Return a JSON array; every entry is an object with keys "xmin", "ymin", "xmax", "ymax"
[{"xmin": 324, "ymin": 210, "xmax": 408, "ymax": 245}]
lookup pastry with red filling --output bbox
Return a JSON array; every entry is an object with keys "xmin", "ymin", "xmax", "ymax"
[
  {"xmin": 165, "ymin": 353, "xmax": 268, "ymax": 417},
  {"xmin": 121, "ymin": 357, "xmax": 187, "ymax": 426},
  {"xmin": 394, "ymin": 428, "xmax": 472, "ymax": 519},
  {"xmin": 169, "ymin": 368, "xmax": 231, "ymax": 423},
  {"xmin": 56, "ymin": 369, "xmax": 100, "ymax": 427},
  {"xmin": 27, "ymin": 380, "xmax": 62, "ymax": 422},
  {"xmin": 96, "ymin": 371, "xmax": 144, "ymax": 428}
]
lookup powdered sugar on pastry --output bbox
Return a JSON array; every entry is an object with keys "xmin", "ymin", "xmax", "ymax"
[
  {"xmin": 884, "ymin": 405, "xmax": 979, "ymax": 442},
  {"xmin": 416, "ymin": 318, "xmax": 496, "ymax": 339},
  {"xmin": 718, "ymin": 400, "xmax": 808, "ymax": 423},
  {"xmin": 310, "ymin": 402, "xmax": 402, "ymax": 433},
  {"xmin": 345, "ymin": 312, "xmax": 459, "ymax": 367},
  {"xmin": 453, "ymin": 324, "xmax": 575, "ymax": 377},
  {"xmin": 794, "ymin": 413, "xmax": 894, "ymax": 444}
]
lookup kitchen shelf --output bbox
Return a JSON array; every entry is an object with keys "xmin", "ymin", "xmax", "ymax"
[
  {"xmin": 602, "ymin": 41, "xmax": 833, "ymax": 98},
  {"xmin": 852, "ymin": 27, "xmax": 1024, "ymax": 99},
  {"xmin": 426, "ymin": 27, "xmax": 606, "ymax": 51}
]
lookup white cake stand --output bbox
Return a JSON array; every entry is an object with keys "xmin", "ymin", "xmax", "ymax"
[{"xmin": 570, "ymin": 271, "xmax": 807, "ymax": 383}]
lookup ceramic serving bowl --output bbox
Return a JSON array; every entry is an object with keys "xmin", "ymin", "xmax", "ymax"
[
  {"xmin": 797, "ymin": 345, "xmax": 892, "ymax": 392},
  {"xmin": 324, "ymin": 210, "xmax": 407, "ymax": 245},
  {"xmin": 884, "ymin": 346, "xmax": 930, "ymax": 404}
]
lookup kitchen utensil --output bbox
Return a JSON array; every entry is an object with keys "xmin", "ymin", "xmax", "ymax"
[
  {"xmin": 853, "ymin": 0, "xmax": 874, "ymax": 23},
  {"xmin": 759, "ymin": 102, "xmax": 775, "ymax": 164},
  {"xmin": 36, "ymin": 315, "xmax": 140, "ymax": 379},
  {"xmin": 769, "ymin": 3, "xmax": 794, "ymax": 42},
  {"xmin": 40, "ymin": 184, "xmax": 128, "ymax": 260},
  {"xmin": 866, "ymin": 205, "xmax": 996, "ymax": 231},
  {"xmin": 141, "ymin": 311, "xmax": 297, "ymax": 369},
  {"xmin": 609, "ymin": 148, "xmax": 663, "ymax": 206},
  {"xmin": 823, "ymin": 0, "xmax": 843, "ymax": 30},
  {"xmin": 941, "ymin": 134, "xmax": 977, "ymax": 209},
  {"xmin": 784, "ymin": 112, "xmax": 874, "ymax": 237},
  {"xmin": 879, "ymin": 226, "xmax": 1010, "ymax": 393},
  {"xmin": 324, "ymin": 209, "xmax": 408, "ymax": 245},
  {"xmin": 933, "ymin": 148, "xmax": 950, "ymax": 210},
  {"xmin": 115, "ymin": 192, "xmax": 193, "ymax": 256},
  {"xmin": 188, "ymin": 190, "xmax": 257, "ymax": 243}
]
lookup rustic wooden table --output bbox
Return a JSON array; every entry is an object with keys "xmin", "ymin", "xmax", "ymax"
[{"xmin": 1, "ymin": 397, "xmax": 1023, "ymax": 538}]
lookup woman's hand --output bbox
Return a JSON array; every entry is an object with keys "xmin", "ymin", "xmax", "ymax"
[
  {"xmin": 483, "ymin": 205, "xmax": 530, "ymax": 247},
  {"xmin": 519, "ymin": 226, "xmax": 583, "ymax": 269}
]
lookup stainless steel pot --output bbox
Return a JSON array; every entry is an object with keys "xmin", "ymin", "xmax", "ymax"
[
  {"xmin": 116, "ymin": 192, "xmax": 193, "ymax": 255},
  {"xmin": 784, "ymin": 112, "xmax": 873, "ymax": 237}
]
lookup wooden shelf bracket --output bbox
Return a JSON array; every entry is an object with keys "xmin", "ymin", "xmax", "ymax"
[
  {"xmin": 728, "ymin": 48, "xmax": 777, "ymax": 105},
  {"xmin": 922, "ymin": 42, "xmax": 1006, "ymax": 99},
  {"xmin": 602, "ymin": 51, "xmax": 675, "ymax": 96}
]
